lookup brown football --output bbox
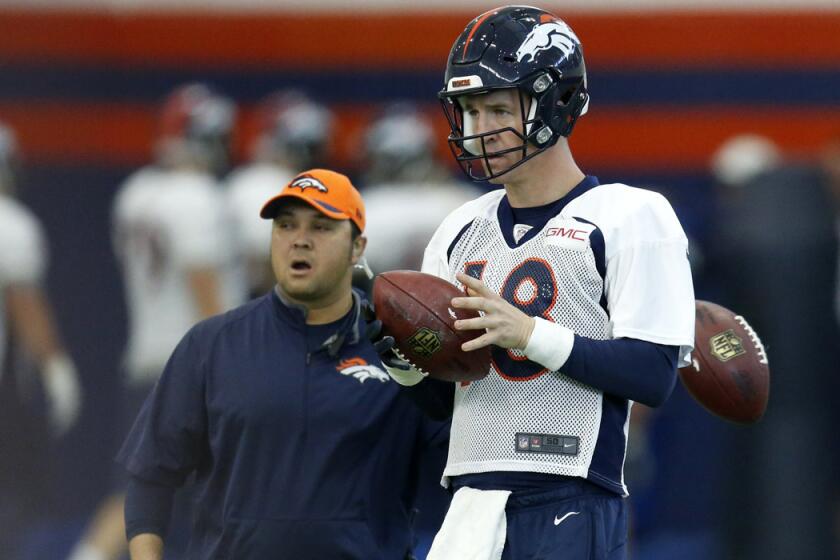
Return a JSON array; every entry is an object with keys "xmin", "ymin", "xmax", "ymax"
[
  {"xmin": 679, "ymin": 300, "xmax": 770, "ymax": 424},
  {"xmin": 372, "ymin": 271, "xmax": 491, "ymax": 383}
]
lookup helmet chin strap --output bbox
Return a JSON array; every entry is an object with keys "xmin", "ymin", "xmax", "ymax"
[{"xmin": 461, "ymin": 111, "xmax": 481, "ymax": 156}]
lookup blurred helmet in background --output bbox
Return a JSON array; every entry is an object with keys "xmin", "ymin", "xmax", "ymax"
[
  {"xmin": 252, "ymin": 90, "xmax": 333, "ymax": 172},
  {"xmin": 157, "ymin": 83, "xmax": 236, "ymax": 176},
  {"xmin": 363, "ymin": 103, "xmax": 439, "ymax": 185},
  {"xmin": 0, "ymin": 121, "xmax": 20, "ymax": 195},
  {"xmin": 711, "ymin": 134, "xmax": 781, "ymax": 188}
]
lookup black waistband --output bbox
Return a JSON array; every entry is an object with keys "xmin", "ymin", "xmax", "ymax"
[{"xmin": 450, "ymin": 471, "xmax": 578, "ymax": 493}]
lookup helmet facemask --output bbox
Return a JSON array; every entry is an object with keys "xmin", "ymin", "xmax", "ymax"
[{"xmin": 440, "ymin": 71, "xmax": 587, "ymax": 182}]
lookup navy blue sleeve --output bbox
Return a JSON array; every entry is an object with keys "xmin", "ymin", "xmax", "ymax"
[
  {"xmin": 124, "ymin": 475, "xmax": 175, "ymax": 541},
  {"xmin": 116, "ymin": 328, "xmax": 209, "ymax": 486},
  {"xmin": 562, "ymin": 336, "xmax": 678, "ymax": 407},
  {"xmin": 402, "ymin": 378, "xmax": 455, "ymax": 422}
]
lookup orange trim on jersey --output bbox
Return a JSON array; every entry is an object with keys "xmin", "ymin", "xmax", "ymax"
[
  {"xmin": 492, "ymin": 357, "xmax": 549, "ymax": 383},
  {"xmin": 462, "ymin": 261, "xmax": 488, "ymax": 295},
  {"xmin": 490, "ymin": 258, "xmax": 557, "ymax": 382},
  {"xmin": 511, "ymin": 276, "xmax": 539, "ymax": 307},
  {"xmin": 497, "ymin": 258, "xmax": 557, "ymax": 322},
  {"xmin": 505, "ymin": 350, "xmax": 529, "ymax": 362}
]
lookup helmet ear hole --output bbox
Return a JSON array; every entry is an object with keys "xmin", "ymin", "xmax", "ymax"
[{"xmin": 558, "ymin": 86, "xmax": 576, "ymax": 106}]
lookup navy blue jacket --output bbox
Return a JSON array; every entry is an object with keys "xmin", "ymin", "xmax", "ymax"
[{"xmin": 118, "ymin": 290, "xmax": 447, "ymax": 559}]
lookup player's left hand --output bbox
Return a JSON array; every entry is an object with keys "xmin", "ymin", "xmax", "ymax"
[{"xmin": 451, "ymin": 272, "xmax": 535, "ymax": 352}]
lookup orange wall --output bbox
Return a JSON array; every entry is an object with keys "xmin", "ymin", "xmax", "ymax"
[{"xmin": 1, "ymin": 9, "xmax": 839, "ymax": 170}]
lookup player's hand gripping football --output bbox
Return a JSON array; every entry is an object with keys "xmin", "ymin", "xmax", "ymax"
[{"xmin": 451, "ymin": 272, "xmax": 536, "ymax": 351}]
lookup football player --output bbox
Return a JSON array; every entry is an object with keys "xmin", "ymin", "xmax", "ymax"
[
  {"xmin": 226, "ymin": 90, "xmax": 334, "ymax": 297},
  {"xmin": 361, "ymin": 102, "xmax": 481, "ymax": 275},
  {"xmin": 0, "ymin": 121, "xmax": 82, "ymax": 555},
  {"xmin": 378, "ymin": 7, "xmax": 695, "ymax": 559},
  {"xmin": 67, "ymin": 83, "xmax": 244, "ymax": 560}
]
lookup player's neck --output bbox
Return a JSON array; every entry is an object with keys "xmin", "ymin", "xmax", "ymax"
[{"xmin": 503, "ymin": 146, "xmax": 585, "ymax": 208}]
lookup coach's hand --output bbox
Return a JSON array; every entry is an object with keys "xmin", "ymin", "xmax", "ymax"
[
  {"xmin": 451, "ymin": 272, "xmax": 536, "ymax": 352},
  {"xmin": 362, "ymin": 300, "xmax": 427, "ymax": 386}
]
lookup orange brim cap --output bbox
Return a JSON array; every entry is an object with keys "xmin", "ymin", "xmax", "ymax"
[{"xmin": 259, "ymin": 168, "xmax": 365, "ymax": 232}]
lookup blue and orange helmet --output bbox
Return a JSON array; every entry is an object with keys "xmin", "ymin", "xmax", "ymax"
[{"xmin": 439, "ymin": 5, "xmax": 589, "ymax": 181}]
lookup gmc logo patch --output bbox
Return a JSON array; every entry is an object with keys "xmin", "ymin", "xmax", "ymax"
[
  {"xmin": 545, "ymin": 227, "xmax": 588, "ymax": 241},
  {"xmin": 543, "ymin": 220, "xmax": 596, "ymax": 251}
]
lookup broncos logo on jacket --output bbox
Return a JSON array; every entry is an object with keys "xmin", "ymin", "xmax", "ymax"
[{"xmin": 336, "ymin": 357, "xmax": 389, "ymax": 384}]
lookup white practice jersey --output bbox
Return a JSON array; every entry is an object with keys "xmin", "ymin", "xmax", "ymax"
[
  {"xmin": 225, "ymin": 162, "xmax": 293, "ymax": 283},
  {"xmin": 422, "ymin": 180, "xmax": 695, "ymax": 494},
  {"xmin": 113, "ymin": 167, "xmax": 244, "ymax": 384},
  {"xmin": 0, "ymin": 194, "xmax": 47, "ymax": 380},
  {"xmin": 364, "ymin": 181, "xmax": 481, "ymax": 273}
]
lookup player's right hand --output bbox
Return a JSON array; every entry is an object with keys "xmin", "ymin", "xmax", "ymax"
[{"xmin": 451, "ymin": 272, "xmax": 536, "ymax": 351}]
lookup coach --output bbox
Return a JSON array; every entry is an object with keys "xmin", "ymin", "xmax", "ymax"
[{"xmin": 119, "ymin": 169, "xmax": 445, "ymax": 559}]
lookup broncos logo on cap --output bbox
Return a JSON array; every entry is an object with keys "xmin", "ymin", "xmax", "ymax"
[
  {"xmin": 337, "ymin": 357, "xmax": 389, "ymax": 384},
  {"xmin": 289, "ymin": 175, "xmax": 328, "ymax": 193},
  {"xmin": 515, "ymin": 21, "xmax": 580, "ymax": 64}
]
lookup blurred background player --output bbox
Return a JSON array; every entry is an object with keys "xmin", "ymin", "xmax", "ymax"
[
  {"xmin": 358, "ymin": 104, "xmax": 474, "ymax": 552},
  {"xmin": 705, "ymin": 133, "xmax": 840, "ymax": 560},
  {"xmin": 226, "ymin": 90, "xmax": 334, "ymax": 298},
  {"xmin": 626, "ymin": 134, "xmax": 783, "ymax": 560},
  {"xmin": 361, "ymin": 102, "xmax": 481, "ymax": 276},
  {"xmin": 67, "ymin": 83, "xmax": 243, "ymax": 560},
  {"xmin": 0, "ymin": 121, "xmax": 83, "ymax": 558}
]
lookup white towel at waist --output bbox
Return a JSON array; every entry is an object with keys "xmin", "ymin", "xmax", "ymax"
[{"xmin": 427, "ymin": 486, "xmax": 512, "ymax": 560}]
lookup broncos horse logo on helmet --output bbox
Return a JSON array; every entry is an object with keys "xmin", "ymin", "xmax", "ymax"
[
  {"xmin": 439, "ymin": 5, "xmax": 589, "ymax": 181},
  {"xmin": 515, "ymin": 20, "xmax": 581, "ymax": 63}
]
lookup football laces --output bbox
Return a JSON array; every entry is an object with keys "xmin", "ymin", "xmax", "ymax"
[
  {"xmin": 734, "ymin": 315, "xmax": 768, "ymax": 365},
  {"xmin": 393, "ymin": 348, "xmax": 430, "ymax": 377}
]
